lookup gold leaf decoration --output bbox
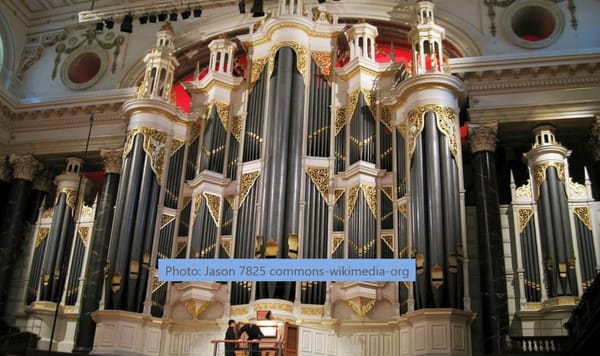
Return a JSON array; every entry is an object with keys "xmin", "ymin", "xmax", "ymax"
[
  {"xmin": 533, "ymin": 162, "xmax": 567, "ymax": 198},
  {"xmin": 347, "ymin": 297, "xmax": 376, "ymax": 318},
  {"xmin": 332, "ymin": 234, "xmax": 344, "ymax": 254},
  {"xmin": 192, "ymin": 194, "xmax": 203, "ymax": 227},
  {"xmin": 161, "ymin": 213, "xmax": 175, "ymax": 228},
  {"xmin": 380, "ymin": 106, "xmax": 393, "ymax": 130},
  {"xmin": 225, "ymin": 194, "xmax": 236, "ymax": 208},
  {"xmin": 124, "ymin": 128, "xmax": 168, "ymax": 185},
  {"xmin": 220, "ymin": 239, "xmax": 232, "ymax": 257},
  {"xmin": 434, "ymin": 106, "xmax": 459, "ymax": 159},
  {"xmin": 335, "ymin": 107, "xmax": 346, "ymax": 135},
  {"xmin": 311, "ymin": 51, "xmax": 332, "ymax": 81},
  {"xmin": 78, "ymin": 226, "xmax": 89, "ymax": 246},
  {"xmin": 382, "ymin": 186, "xmax": 394, "ymax": 202},
  {"xmin": 573, "ymin": 207, "xmax": 592, "ymax": 230},
  {"xmin": 203, "ymin": 192, "xmax": 222, "ymax": 226},
  {"xmin": 518, "ymin": 208, "xmax": 534, "ymax": 233},
  {"xmin": 362, "ymin": 185, "xmax": 377, "ymax": 218},
  {"xmin": 348, "ymin": 239, "xmax": 376, "ymax": 257},
  {"xmin": 516, "ymin": 180, "xmax": 532, "ymax": 198},
  {"xmin": 347, "ymin": 184, "xmax": 361, "ymax": 218},
  {"xmin": 268, "ymin": 41, "xmax": 308, "ymax": 83},
  {"xmin": 333, "ymin": 188, "xmax": 345, "ymax": 205},
  {"xmin": 381, "ymin": 234, "xmax": 394, "ymax": 252},
  {"xmin": 214, "ymin": 102, "xmax": 230, "ymax": 129},
  {"xmin": 239, "ymin": 170, "xmax": 261, "ymax": 207},
  {"xmin": 306, "ymin": 167, "xmax": 330, "ymax": 201},
  {"xmin": 36, "ymin": 227, "xmax": 49, "ymax": 248},
  {"xmin": 250, "ymin": 56, "xmax": 268, "ymax": 90},
  {"xmin": 398, "ymin": 202, "xmax": 408, "ymax": 218},
  {"xmin": 184, "ymin": 299, "xmax": 209, "ymax": 320},
  {"xmin": 346, "ymin": 88, "xmax": 376, "ymax": 124},
  {"xmin": 231, "ymin": 115, "xmax": 243, "ymax": 142},
  {"xmin": 171, "ymin": 138, "xmax": 185, "ymax": 155}
]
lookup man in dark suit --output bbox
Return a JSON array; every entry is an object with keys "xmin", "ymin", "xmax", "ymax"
[
  {"xmin": 225, "ymin": 319, "xmax": 237, "ymax": 356},
  {"xmin": 238, "ymin": 322, "xmax": 264, "ymax": 355}
]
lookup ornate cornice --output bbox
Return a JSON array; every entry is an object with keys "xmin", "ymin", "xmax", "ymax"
[
  {"xmin": 9, "ymin": 154, "xmax": 42, "ymax": 181},
  {"xmin": 468, "ymin": 121, "xmax": 498, "ymax": 153},
  {"xmin": 101, "ymin": 148, "xmax": 124, "ymax": 174}
]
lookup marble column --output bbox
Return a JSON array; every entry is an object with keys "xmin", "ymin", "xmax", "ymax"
[
  {"xmin": 469, "ymin": 122, "xmax": 508, "ymax": 355},
  {"xmin": 0, "ymin": 154, "xmax": 41, "ymax": 319},
  {"xmin": 74, "ymin": 148, "xmax": 122, "ymax": 353},
  {"xmin": 0, "ymin": 155, "xmax": 11, "ymax": 221}
]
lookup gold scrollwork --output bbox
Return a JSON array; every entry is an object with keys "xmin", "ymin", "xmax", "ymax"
[
  {"xmin": 380, "ymin": 106, "xmax": 393, "ymax": 131},
  {"xmin": 335, "ymin": 107, "xmax": 346, "ymax": 135},
  {"xmin": 161, "ymin": 213, "xmax": 175, "ymax": 228},
  {"xmin": 231, "ymin": 115, "xmax": 243, "ymax": 142},
  {"xmin": 332, "ymin": 234, "xmax": 344, "ymax": 254},
  {"xmin": 381, "ymin": 234, "xmax": 394, "ymax": 252},
  {"xmin": 239, "ymin": 170, "xmax": 261, "ymax": 208},
  {"xmin": 56, "ymin": 188, "xmax": 77, "ymax": 211},
  {"xmin": 42, "ymin": 207, "xmax": 54, "ymax": 219},
  {"xmin": 78, "ymin": 226, "xmax": 89, "ymax": 246},
  {"xmin": 533, "ymin": 162, "xmax": 566, "ymax": 197},
  {"xmin": 573, "ymin": 207, "xmax": 592, "ymax": 231},
  {"xmin": 333, "ymin": 188, "xmax": 345, "ymax": 205},
  {"xmin": 231, "ymin": 306, "xmax": 249, "ymax": 316},
  {"xmin": 518, "ymin": 208, "xmax": 534, "ymax": 233},
  {"xmin": 192, "ymin": 195, "xmax": 203, "ymax": 226},
  {"xmin": 268, "ymin": 41, "xmax": 308, "ymax": 83},
  {"xmin": 346, "ymin": 88, "xmax": 376, "ymax": 124},
  {"xmin": 254, "ymin": 302, "xmax": 293, "ymax": 313},
  {"xmin": 171, "ymin": 138, "xmax": 185, "ymax": 156},
  {"xmin": 311, "ymin": 51, "xmax": 332, "ymax": 81},
  {"xmin": 398, "ymin": 203, "xmax": 408, "ymax": 219},
  {"xmin": 301, "ymin": 306, "xmax": 324, "ymax": 316},
  {"xmin": 203, "ymin": 192, "xmax": 222, "ymax": 226},
  {"xmin": 406, "ymin": 105, "xmax": 458, "ymax": 160},
  {"xmin": 347, "ymin": 297, "xmax": 376, "ymax": 318},
  {"xmin": 250, "ymin": 56, "xmax": 268, "ymax": 90},
  {"xmin": 516, "ymin": 180, "xmax": 532, "ymax": 199},
  {"xmin": 35, "ymin": 227, "xmax": 49, "ymax": 248},
  {"xmin": 348, "ymin": 239, "xmax": 376, "ymax": 257},
  {"xmin": 348, "ymin": 184, "xmax": 378, "ymax": 218},
  {"xmin": 220, "ymin": 239, "xmax": 232, "ymax": 257},
  {"xmin": 184, "ymin": 299, "xmax": 209, "ymax": 320},
  {"xmin": 123, "ymin": 127, "xmax": 168, "ymax": 185},
  {"xmin": 569, "ymin": 178, "xmax": 587, "ymax": 198},
  {"xmin": 382, "ymin": 186, "xmax": 394, "ymax": 202},
  {"xmin": 214, "ymin": 102, "xmax": 230, "ymax": 129},
  {"xmin": 306, "ymin": 167, "xmax": 330, "ymax": 202}
]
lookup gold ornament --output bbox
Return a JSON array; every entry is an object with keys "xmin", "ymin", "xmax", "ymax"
[
  {"xmin": 306, "ymin": 167, "xmax": 330, "ymax": 202},
  {"xmin": 518, "ymin": 208, "xmax": 534, "ymax": 233}
]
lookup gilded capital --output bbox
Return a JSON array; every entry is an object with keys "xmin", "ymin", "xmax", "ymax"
[
  {"xmin": 101, "ymin": 148, "xmax": 123, "ymax": 174},
  {"xmin": 9, "ymin": 154, "xmax": 42, "ymax": 181},
  {"xmin": 468, "ymin": 122, "xmax": 498, "ymax": 153}
]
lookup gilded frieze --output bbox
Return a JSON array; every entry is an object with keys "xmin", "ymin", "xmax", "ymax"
[{"xmin": 306, "ymin": 167, "xmax": 330, "ymax": 201}]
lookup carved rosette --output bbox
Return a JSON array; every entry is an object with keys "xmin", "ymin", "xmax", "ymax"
[
  {"xmin": 9, "ymin": 154, "xmax": 42, "ymax": 181},
  {"xmin": 469, "ymin": 122, "xmax": 498, "ymax": 153},
  {"xmin": 101, "ymin": 148, "xmax": 124, "ymax": 174}
]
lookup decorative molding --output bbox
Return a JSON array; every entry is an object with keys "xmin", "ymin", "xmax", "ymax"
[
  {"xmin": 518, "ymin": 208, "xmax": 534, "ymax": 233},
  {"xmin": 533, "ymin": 162, "xmax": 566, "ymax": 198},
  {"xmin": 468, "ymin": 122, "xmax": 498, "ymax": 153},
  {"xmin": 9, "ymin": 154, "xmax": 41, "ymax": 181},
  {"xmin": 568, "ymin": 179, "xmax": 587, "ymax": 199},
  {"xmin": 100, "ymin": 148, "xmax": 123, "ymax": 174},
  {"xmin": 230, "ymin": 306, "xmax": 249, "ymax": 317},
  {"xmin": 516, "ymin": 180, "xmax": 532, "ymax": 199},
  {"xmin": 301, "ymin": 306, "xmax": 324, "ymax": 316},
  {"xmin": 268, "ymin": 41, "xmax": 308, "ymax": 82},
  {"xmin": 254, "ymin": 301, "xmax": 293, "ymax": 313}
]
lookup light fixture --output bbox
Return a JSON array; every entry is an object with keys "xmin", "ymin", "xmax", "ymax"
[
  {"xmin": 139, "ymin": 14, "xmax": 148, "ymax": 24},
  {"xmin": 169, "ymin": 12, "xmax": 178, "ymax": 21},
  {"xmin": 238, "ymin": 0, "xmax": 246, "ymax": 14},
  {"xmin": 149, "ymin": 14, "xmax": 157, "ymax": 23},
  {"xmin": 95, "ymin": 21, "xmax": 104, "ymax": 31},
  {"xmin": 105, "ymin": 19, "xmax": 114, "ymax": 29},
  {"xmin": 193, "ymin": 8, "xmax": 202, "ymax": 17},
  {"xmin": 181, "ymin": 9, "xmax": 191, "ymax": 19},
  {"xmin": 120, "ymin": 15, "xmax": 133, "ymax": 33},
  {"xmin": 158, "ymin": 12, "xmax": 167, "ymax": 21}
]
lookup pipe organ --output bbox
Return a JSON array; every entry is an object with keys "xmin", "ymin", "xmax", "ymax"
[{"xmin": 5, "ymin": 1, "xmax": 598, "ymax": 356}]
